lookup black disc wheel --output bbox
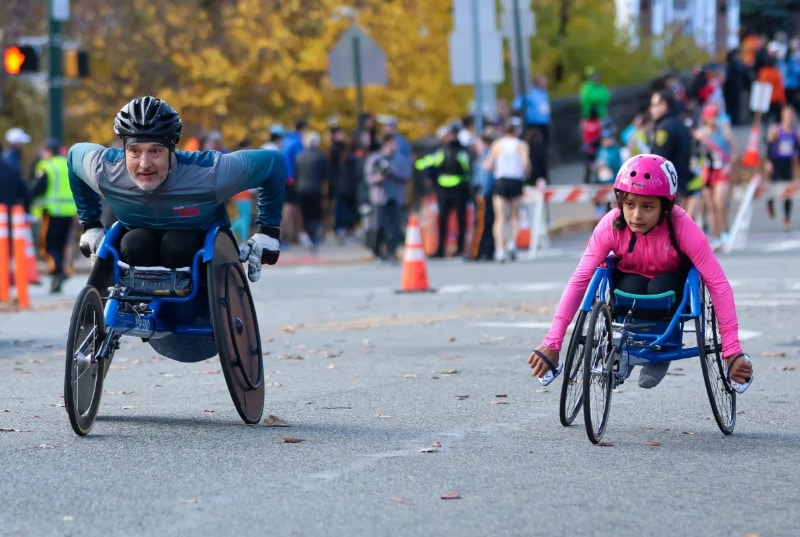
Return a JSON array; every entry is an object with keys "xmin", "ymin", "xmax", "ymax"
[
  {"xmin": 208, "ymin": 231, "xmax": 265, "ymax": 425},
  {"xmin": 64, "ymin": 286, "xmax": 107, "ymax": 436},
  {"xmin": 582, "ymin": 301, "xmax": 615, "ymax": 444},
  {"xmin": 559, "ymin": 310, "xmax": 590, "ymax": 426},
  {"xmin": 697, "ymin": 284, "xmax": 735, "ymax": 435}
]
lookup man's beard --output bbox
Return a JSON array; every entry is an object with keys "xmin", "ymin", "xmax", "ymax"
[{"xmin": 132, "ymin": 175, "xmax": 165, "ymax": 192}]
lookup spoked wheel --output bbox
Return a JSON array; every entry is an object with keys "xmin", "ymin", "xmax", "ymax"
[
  {"xmin": 697, "ymin": 284, "xmax": 735, "ymax": 434},
  {"xmin": 64, "ymin": 286, "xmax": 107, "ymax": 436},
  {"xmin": 208, "ymin": 231, "xmax": 265, "ymax": 425},
  {"xmin": 559, "ymin": 310, "xmax": 590, "ymax": 426},
  {"xmin": 582, "ymin": 302, "xmax": 615, "ymax": 444}
]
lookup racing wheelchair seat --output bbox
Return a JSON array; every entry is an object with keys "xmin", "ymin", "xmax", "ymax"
[{"xmin": 64, "ymin": 222, "xmax": 265, "ymax": 435}]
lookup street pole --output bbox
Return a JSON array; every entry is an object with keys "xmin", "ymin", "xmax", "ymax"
[
  {"xmin": 48, "ymin": 0, "xmax": 64, "ymax": 145},
  {"xmin": 352, "ymin": 33, "xmax": 364, "ymax": 121},
  {"xmin": 471, "ymin": 0, "xmax": 483, "ymax": 134},
  {"xmin": 512, "ymin": 0, "xmax": 526, "ymax": 100}
]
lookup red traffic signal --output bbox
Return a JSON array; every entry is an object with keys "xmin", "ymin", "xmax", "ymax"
[{"xmin": 4, "ymin": 45, "xmax": 40, "ymax": 74}]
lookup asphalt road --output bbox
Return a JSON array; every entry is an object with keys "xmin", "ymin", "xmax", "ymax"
[{"xmin": 1, "ymin": 221, "xmax": 800, "ymax": 537}]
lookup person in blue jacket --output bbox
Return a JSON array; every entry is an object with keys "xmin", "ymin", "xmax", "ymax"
[{"xmin": 68, "ymin": 96, "xmax": 286, "ymax": 283}]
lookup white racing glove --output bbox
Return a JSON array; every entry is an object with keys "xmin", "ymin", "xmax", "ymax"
[
  {"xmin": 79, "ymin": 226, "xmax": 105, "ymax": 258},
  {"xmin": 238, "ymin": 228, "xmax": 281, "ymax": 282}
]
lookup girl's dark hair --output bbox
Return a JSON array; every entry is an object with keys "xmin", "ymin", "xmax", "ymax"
[{"xmin": 612, "ymin": 191, "xmax": 687, "ymax": 263}]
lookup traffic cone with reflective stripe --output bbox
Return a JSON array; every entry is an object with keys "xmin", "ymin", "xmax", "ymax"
[
  {"xmin": 0, "ymin": 204, "xmax": 10, "ymax": 302},
  {"xmin": 397, "ymin": 215, "xmax": 434, "ymax": 293},
  {"xmin": 742, "ymin": 125, "xmax": 760, "ymax": 168},
  {"xmin": 516, "ymin": 205, "xmax": 531, "ymax": 250},
  {"xmin": 10, "ymin": 206, "xmax": 30, "ymax": 308},
  {"xmin": 15, "ymin": 207, "xmax": 41, "ymax": 285}
]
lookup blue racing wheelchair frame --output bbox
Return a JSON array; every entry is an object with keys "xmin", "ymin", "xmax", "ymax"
[
  {"xmin": 557, "ymin": 257, "xmax": 736, "ymax": 444},
  {"xmin": 64, "ymin": 223, "xmax": 264, "ymax": 435}
]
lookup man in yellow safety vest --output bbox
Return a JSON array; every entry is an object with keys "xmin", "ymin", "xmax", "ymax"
[{"xmin": 30, "ymin": 139, "xmax": 78, "ymax": 293}]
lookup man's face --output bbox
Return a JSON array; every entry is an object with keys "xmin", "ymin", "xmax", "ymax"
[
  {"xmin": 125, "ymin": 142, "xmax": 171, "ymax": 192},
  {"xmin": 649, "ymin": 96, "xmax": 668, "ymax": 121}
]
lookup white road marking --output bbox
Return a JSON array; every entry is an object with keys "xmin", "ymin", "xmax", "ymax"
[{"xmin": 760, "ymin": 239, "xmax": 800, "ymax": 252}]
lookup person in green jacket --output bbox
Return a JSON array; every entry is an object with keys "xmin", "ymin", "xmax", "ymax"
[
  {"xmin": 29, "ymin": 139, "xmax": 78, "ymax": 293},
  {"xmin": 579, "ymin": 67, "xmax": 611, "ymax": 119},
  {"xmin": 415, "ymin": 123, "xmax": 471, "ymax": 258}
]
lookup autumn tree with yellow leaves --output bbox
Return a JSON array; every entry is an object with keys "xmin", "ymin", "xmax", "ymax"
[{"xmin": 0, "ymin": 0, "xmax": 708, "ymax": 147}]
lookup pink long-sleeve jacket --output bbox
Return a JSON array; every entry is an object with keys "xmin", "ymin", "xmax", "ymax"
[{"xmin": 542, "ymin": 206, "xmax": 742, "ymax": 357}]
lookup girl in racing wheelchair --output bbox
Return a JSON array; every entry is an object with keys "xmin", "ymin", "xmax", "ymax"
[{"xmin": 527, "ymin": 154, "xmax": 753, "ymax": 391}]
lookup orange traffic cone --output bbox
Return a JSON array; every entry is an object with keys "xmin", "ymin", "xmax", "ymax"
[
  {"xmin": 516, "ymin": 205, "xmax": 531, "ymax": 250},
  {"xmin": 397, "ymin": 216, "xmax": 434, "ymax": 293},
  {"xmin": 17, "ymin": 208, "xmax": 41, "ymax": 285},
  {"xmin": 0, "ymin": 204, "xmax": 10, "ymax": 302},
  {"xmin": 742, "ymin": 125, "xmax": 760, "ymax": 168},
  {"xmin": 10, "ymin": 206, "xmax": 30, "ymax": 308}
]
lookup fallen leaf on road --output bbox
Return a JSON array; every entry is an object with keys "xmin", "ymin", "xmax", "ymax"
[
  {"xmin": 281, "ymin": 436, "xmax": 305, "ymax": 443},
  {"xmin": 760, "ymin": 351, "xmax": 786, "ymax": 358},
  {"xmin": 449, "ymin": 337, "xmax": 456, "ymax": 342},
  {"xmin": 432, "ymin": 440, "xmax": 442, "ymax": 448},
  {"xmin": 681, "ymin": 431, "xmax": 696, "ymax": 435},
  {"xmin": 391, "ymin": 497, "xmax": 415, "ymax": 506},
  {"xmin": 0, "ymin": 427, "xmax": 21, "ymax": 432},
  {"xmin": 132, "ymin": 359, "xmax": 143, "ymax": 365},
  {"xmin": 433, "ymin": 369, "xmax": 459, "ymax": 375},
  {"xmin": 264, "ymin": 415, "xmax": 291, "ymax": 427},
  {"xmin": 375, "ymin": 412, "xmax": 392, "ymax": 419},
  {"xmin": 179, "ymin": 498, "xmax": 201, "ymax": 504},
  {"xmin": 645, "ymin": 441, "xmax": 660, "ymax": 447},
  {"xmin": 737, "ymin": 409, "xmax": 746, "ymax": 415},
  {"xmin": 453, "ymin": 395, "xmax": 469, "ymax": 400},
  {"xmin": 31, "ymin": 359, "xmax": 44, "ymax": 365},
  {"xmin": 781, "ymin": 366, "xmax": 797, "ymax": 371},
  {"xmin": 491, "ymin": 400, "xmax": 509, "ymax": 405},
  {"xmin": 419, "ymin": 447, "xmax": 439, "ymax": 453},
  {"xmin": 278, "ymin": 354, "xmax": 304, "ymax": 360},
  {"xmin": 282, "ymin": 325, "xmax": 298, "ymax": 334},
  {"xmin": 121, "ymin": 406, "xmax": 135, "ymax": 410},
  {"xmin": 0, "ymin": 409, "xmax": 10, "ymax": 413},
  {"xmin": 37, "ymin": 444, "xmax": 56, "ymax": 449},
  {"xmin": 596, "ymin": 442, "xmax": 614, "ymax": 447},
  {"xmin": 441, "ymin": 491, "xmax": 461, "ymax": 500},
  {"xmin": 203, "ymin": 409, "xmax": 214, "ymax": 413},
  {"xmin": 495, "ymin": 393, "xmax": 508, "ymax": 398},
  {"xmin": 404, "ymin": 374, "xmax": 417, "ymax": 379}
]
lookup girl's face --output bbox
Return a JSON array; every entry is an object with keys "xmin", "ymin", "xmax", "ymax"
[{"xmin": 622, "ymin": 193, "xmax": 663, "ymax": 234}]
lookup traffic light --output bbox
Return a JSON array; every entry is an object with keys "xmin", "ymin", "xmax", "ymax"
[
  {"xmin": 64, "ymin": 49, "xmax": 89, "ymax": 78},
  {"xmin": 3, "ymin": 45, "xmax": 40, "ymax": 75}
]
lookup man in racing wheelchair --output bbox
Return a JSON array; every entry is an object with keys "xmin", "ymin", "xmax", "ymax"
[
  {"xmin": 527, "ymin": 154, "xmax": 753, "ymax": 391},
  {"xmin": 69, "ymin": 95, "xmax": 284, "ymax": 281}
]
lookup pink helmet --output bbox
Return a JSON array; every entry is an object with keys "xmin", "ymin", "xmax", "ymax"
[{"xmin": 613, "ymin": 154, "xmax": 678, "ymax": 201}]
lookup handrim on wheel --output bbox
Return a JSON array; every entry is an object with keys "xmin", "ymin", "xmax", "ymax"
[
  {"xmin": 582, "ymin": 301, "xmax": 615, "ymax": 444},
  {"xmin": 64, "ymin": 285, "xmax": 106, "ymax": 436},
  {"xmin": 697, "ymin": 284, "xmax": 735, "ymax": 435},
  {"xmin": 208, "ymin": 230, "xmax": 265, "ymax": 425},
  {"xmin": 559, "ymin": 309, "xmax": 589, "ymax": 426}
]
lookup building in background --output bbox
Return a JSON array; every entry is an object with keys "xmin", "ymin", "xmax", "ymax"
[{"xmin": 615, "ymin": 0, "xmax": 740, "ymax": 57}]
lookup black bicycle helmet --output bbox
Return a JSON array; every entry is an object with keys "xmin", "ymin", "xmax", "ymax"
[{"xmin": 113, "ymin": 96, "xmax": 183, "ymax": 149}]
